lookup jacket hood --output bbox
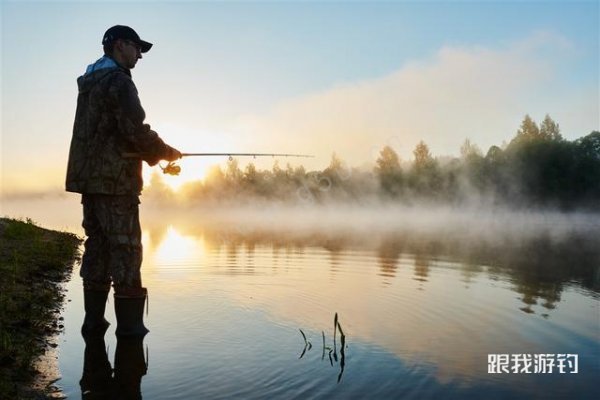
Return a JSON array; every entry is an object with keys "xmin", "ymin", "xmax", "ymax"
[{"xmin": 77, "ymin": 56, "xmax": 121, "ymax": 94}]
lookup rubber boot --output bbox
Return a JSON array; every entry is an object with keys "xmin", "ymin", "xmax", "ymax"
[
  {"xmin": 81, "ymin": 289, "xmax": 110, "ymax": 336},
  {"xmin": 113, "ymin": 336, "xmax": 148, "ymax": 399},
  {"xmin": 114, "ymin": 288, "xmax": 149, "ymax": 337}
]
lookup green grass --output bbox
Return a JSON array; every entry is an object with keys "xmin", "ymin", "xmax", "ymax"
[{"xmin": 0, "ymin": 217, "xmax": 82, "ymax": 398}]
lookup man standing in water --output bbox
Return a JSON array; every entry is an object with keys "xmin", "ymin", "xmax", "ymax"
[{"xmin": 66, "ymin": 25, "xmax": 181, "ymax": 336}]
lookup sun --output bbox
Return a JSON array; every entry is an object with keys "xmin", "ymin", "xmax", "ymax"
[
  {"xmin": 143, "ymin": 122, "xmax": 240, "ymax": 191},
  {"xmin": 146, "ymin": 157, "xmax": 218, "ymax": 191}
]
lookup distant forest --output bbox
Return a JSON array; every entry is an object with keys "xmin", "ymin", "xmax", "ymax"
[{"xmin": 147, "ymin": 115, "xmax": 600, "ymax": 209}]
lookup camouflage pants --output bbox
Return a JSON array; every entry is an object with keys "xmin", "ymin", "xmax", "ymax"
[{"xmin": 80, "ymin": 194, "xmax": 143, "ymax": 291}]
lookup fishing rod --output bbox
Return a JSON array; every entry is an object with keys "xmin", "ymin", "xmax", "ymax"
[
  {"xmin": 181, "ymin": 153, "xmax": 313, "ymax": 158},
  {"xmin": 122, "ymin": 152, "xmax": 314, "ymax": 176}
]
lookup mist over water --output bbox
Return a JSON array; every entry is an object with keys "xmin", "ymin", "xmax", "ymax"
[
  {"xmin": 148, "ymin": 201, "xmax": 599, "ymax": 242},
  {"xmin": 2, "ymin": 193, "xmax": 599, "ymax": 247}
]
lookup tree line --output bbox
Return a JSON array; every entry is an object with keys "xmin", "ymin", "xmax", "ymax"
[{"xmin": 147, "ymin": 115, "xmax": 600, "ymax": 209}]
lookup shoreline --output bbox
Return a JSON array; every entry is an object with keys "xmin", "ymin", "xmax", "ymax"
[{"xmin": 0, "ymin": 217, "xmax": 81, "ymax": 399}]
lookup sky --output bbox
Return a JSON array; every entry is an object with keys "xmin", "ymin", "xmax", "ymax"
[{"xmin": 1, "ymin": 0, "xmax": 598, "ymax": 194}]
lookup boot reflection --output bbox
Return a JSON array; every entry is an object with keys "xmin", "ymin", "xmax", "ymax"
[
  {"xmin": 113, "ymin": 336, "xmax": 148, "ymax": 400},
  {"xmin": 80, "ymin": 334, "xmax": 112, "ymax": 399},
  {"xmin": 80, "ymin": 333, "xmax": 149, "ymax": 400}
]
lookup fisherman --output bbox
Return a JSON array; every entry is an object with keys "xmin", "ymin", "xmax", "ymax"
[{"xmin": 66, "ymin": 25, "xmax": 181, "ymax": 336}]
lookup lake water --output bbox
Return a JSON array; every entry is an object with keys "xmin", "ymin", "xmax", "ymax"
[{"xmin": 2, "ymin": 196, "xmax": 599, "ymax": 399}]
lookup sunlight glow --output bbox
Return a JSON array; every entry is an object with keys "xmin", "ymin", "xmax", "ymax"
[
  {"xmin": 151, "ymin": 225, "xmax": 206, "ymax": 268},
  {"xmin": 144, "ymin": 123, "xmax": 240, "ymax": 191},
  {"xmin": 166, "ymin": 158, "xmax": 212, "ymax": 191}
]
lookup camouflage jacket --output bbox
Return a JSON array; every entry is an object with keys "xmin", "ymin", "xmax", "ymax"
[{"xmin": 66, "ymin": 56, "xmax": 175, "ymax": 195}]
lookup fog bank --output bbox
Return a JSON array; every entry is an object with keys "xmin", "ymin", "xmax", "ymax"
[
  {"xmin": 2, "ymin": 193, "xmax": 598, "ymax": 251},
  {"xmin": 143, "ymin": 201, "xmax": 600, "ymax": 247}
]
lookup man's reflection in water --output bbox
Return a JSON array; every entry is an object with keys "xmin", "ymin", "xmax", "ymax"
[{"xmin": 80, "ymin": 333, "xmax": 148, "ymax": 399}]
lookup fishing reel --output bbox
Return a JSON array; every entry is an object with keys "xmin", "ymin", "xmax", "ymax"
[{"xmin": 159, "ymin": 161, "xmax": 181, "ymax": 176}]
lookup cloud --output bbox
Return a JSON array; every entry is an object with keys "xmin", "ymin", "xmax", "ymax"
[{"xmin": 233, "ymin": 31, "xmax": 591, "ymax": 168}]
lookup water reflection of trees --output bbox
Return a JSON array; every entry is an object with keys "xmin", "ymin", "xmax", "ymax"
[
  {"xmin": 413, "ymin": 253, "xmax": 430, "ymax": 284},
  {"xmin": 149, "ymin": 221, "xmax": 599, "ymax": 315},
  {"xmin": 377, "ymin": 239, "xmax": 401, "ymax": 283}
]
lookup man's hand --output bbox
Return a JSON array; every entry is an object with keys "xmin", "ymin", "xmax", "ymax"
[{"xmin": 165, "ymin": 145, "xmax": 182, "ymax": 162}]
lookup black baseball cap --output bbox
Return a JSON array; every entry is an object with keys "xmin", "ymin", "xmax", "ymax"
[{"xmin": 102, "ymin": 25, "xmax": 153, "ymax": 53}]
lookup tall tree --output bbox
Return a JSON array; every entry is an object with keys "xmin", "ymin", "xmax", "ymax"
[
  {"xmin": 328, "ymin": 152, "xmax": 344, "ymax": 171},
  {"xmin": 460, "ymin": 138, "xmax": 482, "ymax": 160},
  {"xmin": 244, "ymin": 162, "xmax": 258, "ymax": 184},
  {"xmin": 518, "ymin": 114, "xmax": 540, "ymax": 138},
  {"xmin": 577, "ymin": 131, "xmax": 600, "ymax": 159},
  {"xmin": 540, "ymin": 114, "xmax": 562, "ymax": 141},
  {"xmin": 410, "ymin": 141, "xmax": 441, "ymax": 196},
  {"xmin": 485, "ymin": 145, "xmax": 503, "ymax": 162},
  {"xmin": 324, "ymin": 152, "xmax": 350, "ymax": 183},
  {"xmin": 272, "ymin": 160, "xmax": 284, "ymax": 178},
  {"xmin": 225, "ymin": 158, "xmax": 243, "ymax": 184},
  {"xmin": 510, "ymin": 114, "xmax": 540, "ymax": 147},
  {"xmin": 375, "ymin": 146, "xmax": 400, "ymax": 172},
  {"xmin": 458, "ymin": 139, "xmax": 485, "ymax": 194},
  {"xmin": 573, "ymin": 131, "xmax": 600, "ymax": 202},
  {"xmin": 375, "ymin": 146, "xmax": 403, "ymax": 196},
  {"xmin": 413, "ymin": 140, "xmax": 433, "ymax": 168}
]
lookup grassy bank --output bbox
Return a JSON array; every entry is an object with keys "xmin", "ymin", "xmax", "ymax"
[{"xmin": 0, "ymin": 217, "xmax": 81, "ymax": 398}]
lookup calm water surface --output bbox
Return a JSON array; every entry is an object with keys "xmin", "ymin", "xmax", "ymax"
[{"xmin": 3, "ymin": 198, "xmax": 599, "ymax": 399}]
